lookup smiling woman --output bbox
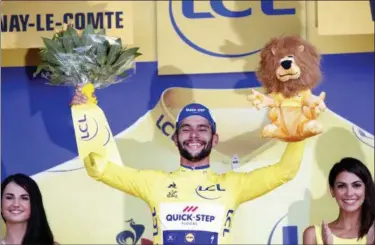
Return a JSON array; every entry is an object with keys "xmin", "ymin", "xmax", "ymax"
[
  {"xmin": 1, "ymin": 174, "xmax": 58, "ymax": 245},
  {"xmin": 303, "ymin": 157, "xmax": 375, "ymax": 245}
]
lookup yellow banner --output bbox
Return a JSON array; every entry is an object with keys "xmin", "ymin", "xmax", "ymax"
[
  {"xmin": 317, "ymin": 1, "xmax": 374, "ymax": 36},
  {"xmin": 1, "ymin": 1, "xmax": 134, "ymax": 49},
  {"xmin": 156, "ymin": 1, "xmax": 305, "ymax": 75}
]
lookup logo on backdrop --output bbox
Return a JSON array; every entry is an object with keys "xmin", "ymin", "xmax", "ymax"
[
  {"xmin": 169, "ymin": 0, "xmax": 296, "ymax": 58},
  {"xmin": 267, "ymin": 214, "xmax": 298, "ymax": 245},
  {"xmin": 76, "ymin": 113, "xmax": 111, "ymax": 146},
  {"xmin": 116, "ymin": 219, "xmax": 153, "ymax": 245},
  {"xmin": 352, "ymin": 126, "xmax": 374, "ymax": 148}
]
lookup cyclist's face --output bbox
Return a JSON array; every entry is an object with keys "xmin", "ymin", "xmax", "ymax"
[{"xmin": 175, "ymin": 115, "xmax": 218, "ymax": 162}]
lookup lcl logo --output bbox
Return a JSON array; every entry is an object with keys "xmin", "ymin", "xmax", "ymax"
[
  {"xmin": 181, "ymin": 0, "xmax": 295, "ymax": 19},
  {"xmin": 76, "ymin": 113, "xmax": 111, "ymax": 146},
  {"xmin": 169, "ymin": 0, "xmax": 297, "ymax": 58},
  {"xmin": 195, "ymin": 184, "xmax": 226, "ymax": 200}
]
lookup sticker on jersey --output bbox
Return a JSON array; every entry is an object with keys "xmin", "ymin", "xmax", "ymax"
[
  {"xmin": 160, "ymin": 202, "xmax": 225, "ymax": 245},
  {"xmin": 163, "ymin": 230, "xmax": 218, "ymax": 244}
]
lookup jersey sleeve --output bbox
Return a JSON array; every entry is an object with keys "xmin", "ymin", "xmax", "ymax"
[
  {"xmin": 83, "ymin": 152, "xmax": 158, "ymax": 203},
  {"xmin": 227, "ymin": 141, "xmax": 306, "ymax": 205}
]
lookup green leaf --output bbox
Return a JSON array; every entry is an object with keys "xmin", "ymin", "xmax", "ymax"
[
  {"xmin": 123, "ymin": 47, "xmax": 140, "ymax": 56},
  {"xmin": 62, "ymin": 35, "xmax": 74, "ymax": 53},
  {"xmin": 106, "ymin": 38, "xmax": 122, "ymax": 65},
  {"xmin": 95, "ymin": 38, "xmax": 110, "ymax": 66},
  {"xmin": 82, "ymin": 24, "xmax": 95, "ymax": 35},
  {"xmin": 112, "ymin": 47, "xmax": 139, "ymax": 68},
  {"xmin": 114, "ymin": 55, "xmax": 136, "ymax": 76},
  {"xmin": 65, "ymin": 25, "xmax": 82, "ymax": 48},
  {"xmin": 40, "ymin": 51, "xmax": 62, "ymax": 66},
  {"xmin": 135, "ymin": 52, "xmax": 142, "ymax": 58},
  {"xmin": 81, "ymin": 25, "xmax": 95, "ymax": 47},
  {"xmin": 41, "ymin": 37, "xmax": 64, "ymax": 54}
]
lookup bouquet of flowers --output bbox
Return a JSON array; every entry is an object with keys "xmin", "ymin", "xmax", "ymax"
[{"xmin": 33, "ymin": 23, "xmax": 141, "ymax": 90}]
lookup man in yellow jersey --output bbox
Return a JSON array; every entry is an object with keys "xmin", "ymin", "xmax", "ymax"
[{"xmin": 71, "ymin": 88, "xmax": 306, "ymax": 245}]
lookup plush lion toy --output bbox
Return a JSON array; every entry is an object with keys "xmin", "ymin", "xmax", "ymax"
[{"xmin": 249, "ymin": 35, "xmax": 327, "ymax": 142}]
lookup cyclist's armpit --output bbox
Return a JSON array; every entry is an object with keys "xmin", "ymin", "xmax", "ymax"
[{"xmin": 227, "ymin": 141, "xmax": 306, "ymax": 204}]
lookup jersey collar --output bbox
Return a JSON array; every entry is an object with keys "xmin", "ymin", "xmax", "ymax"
[{"xmin": 179, "ymin": 164, "xmax": 210, "ymax": 173}]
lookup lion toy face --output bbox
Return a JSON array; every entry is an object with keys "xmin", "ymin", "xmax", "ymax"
[{"xmin": 256, "ymin": 35, "xmax": 321, "ymax": 98}]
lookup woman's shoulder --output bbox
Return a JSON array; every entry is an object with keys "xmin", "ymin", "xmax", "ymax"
[
  {"xmin": 303, "ymin": 225, "xmax": 319, "ymax": 244},
  {"xmin": 366, "ymin": 223, "xmax": 374, "ymax": 245},
  {"xmin": 304, "ymin": 224, "xmax": 320, "ymax": 234}
]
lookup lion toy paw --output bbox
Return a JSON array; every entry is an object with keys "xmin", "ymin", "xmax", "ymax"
[
  {"xmin": 303, "ymin": 92, "xmax": 327, "ymax": 119},
  {"xmin": 261, "ymin": 124, "xmax": 279, "ymax": 138},
  {"xmin": 247, "ymin": 93, "xmax": 263, "ymax": 110},
  {"xmin": 248, "ymin": 89, "xmax": 275, "ymax": 110},
  {"xmin": 299, "ymin": 120, "xmax": 323, "ymax": 138}
]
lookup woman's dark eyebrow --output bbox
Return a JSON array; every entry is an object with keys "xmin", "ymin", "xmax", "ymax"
[
  {"xmin": 335, "ymin": 181, "xmax": 346, "ymax": 185},
  {"xmin": 336, "ymin": 180, "xmax": 363, "ymax": 185},
  {"xmin": 351, "ymin": 180, "xmax": 363, "ymax": 184}
]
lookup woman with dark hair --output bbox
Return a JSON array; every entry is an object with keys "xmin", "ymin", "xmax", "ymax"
[
  {"xmin": 303, "ymin": 157, "xmax": 375, "ymax": 244},
  {"xmin": 0, "ymin": 173, "xmax": 58, "ymax": 245}
]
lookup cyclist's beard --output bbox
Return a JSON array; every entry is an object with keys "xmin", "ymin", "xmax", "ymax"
[{"xmin": 177, "ymin": 138, "xmax": 213, "ymax": 163}]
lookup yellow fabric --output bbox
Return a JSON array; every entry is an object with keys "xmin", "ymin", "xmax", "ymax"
[
  {"xmin": 82, "ymin": 140, "xmax": 305, "ymax": 244},
  {"xmin": 314, "ymin": 225, "xmax": 367, "ymax": 245},
  {"xmin": 71, "ymin": 100, "xmax": 123, "ymax": 169},
  {"xmin": 270, "ymin": 90, "xmax": 312, "ymax": 107}
]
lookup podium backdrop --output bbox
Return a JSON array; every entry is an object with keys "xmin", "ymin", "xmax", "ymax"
[{"xmin": 1, "ymin": 1, "xmax": 374, "ymax": 244}]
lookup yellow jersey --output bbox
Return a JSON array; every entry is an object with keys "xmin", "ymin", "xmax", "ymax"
[{"xmin": 83, "ymin": 141, "xmax": 305, "ymax": 245}]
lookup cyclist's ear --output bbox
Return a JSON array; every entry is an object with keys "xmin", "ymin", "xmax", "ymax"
[
  {"xmin": 212, "ymin": 133, "xmax": 219, "ymax": 147},
  {"xmin": 172, "ymin": 131, "xmax": 178, "ymax": 145}
]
